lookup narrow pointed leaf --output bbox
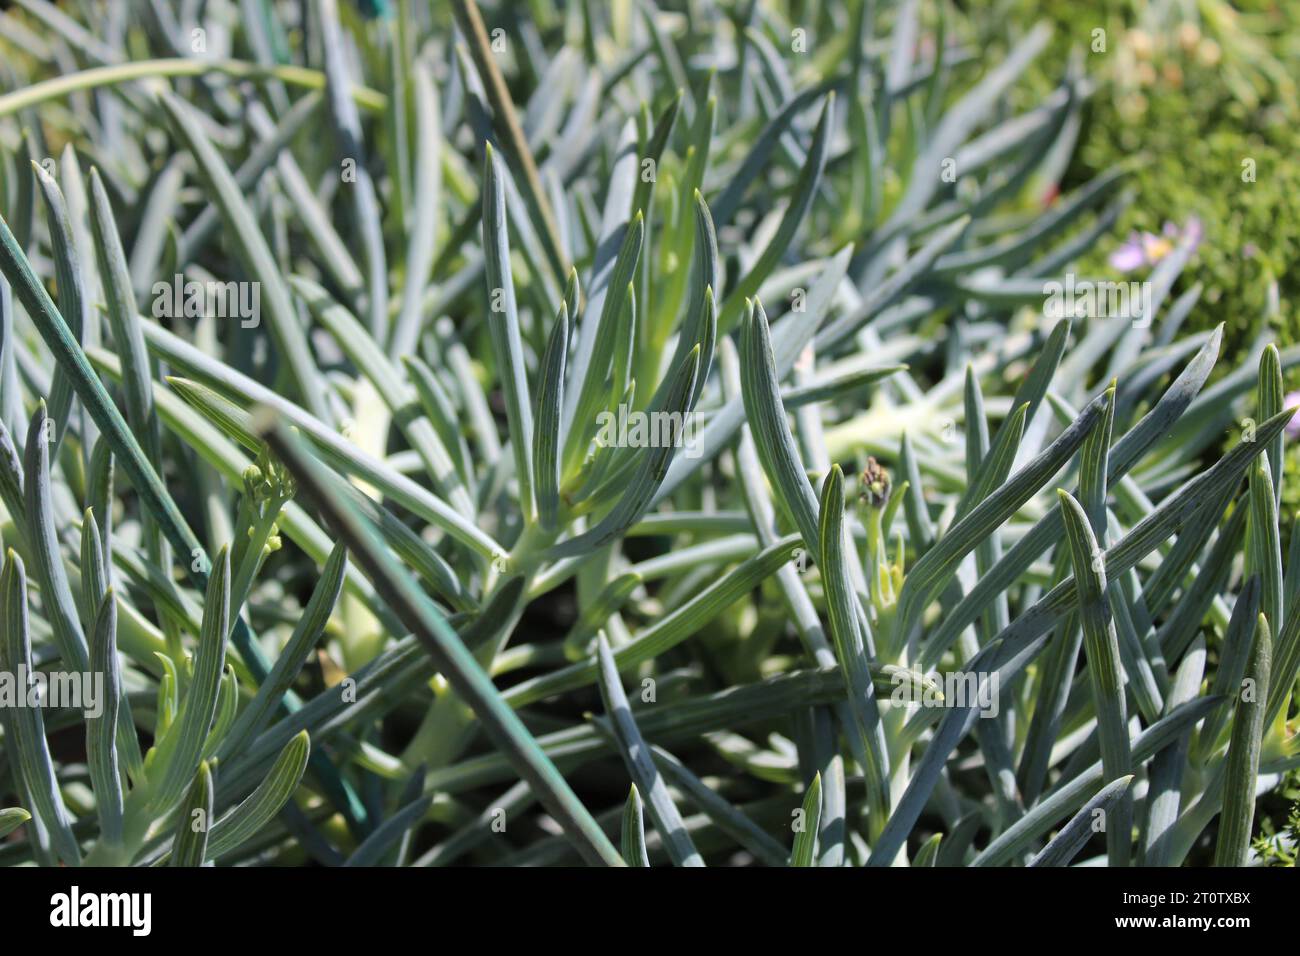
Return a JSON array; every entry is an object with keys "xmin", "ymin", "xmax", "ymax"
[
  {"xmin": 621, "ymin": 785, "xmax": 650, "ymax": 867},
  {"xmin": 1214, "ymin": 615, "xmax": 1270, "ymax": 867},
  {"xmin": 1029, "ymin": 776, "xmax": 1134, "ymax": 867},
  {"xmin": 1058, "ymin": 489, "xmax": 1132, "ymax": 867},
  {"xmin": 533, "ymin": 303, "xmax": 568, "ymax": 530},
  {"xmin": 208, "ymin": 731, "xmax": 311, "ymax": 860},
  {"xmin": 169, "ymin": 761, "xmax": 213, "ymax": 867},
  {"xmin": 594, "ymin": 635, "xmax": 703, "ymax": 867},
  {"xmin": 482, "ymin": 143, "xmax": 536, "ymax": 520},
  {"xmin": 88, "ymin": 589, "xmax": 124, "ymax": 846},
  {"xmin": 0, "ymin": 550, "xmax": 81, "ymax": 864},
  {"xmin": 790, "ymin": 773, "xmax": 822, "ymax": 867}
]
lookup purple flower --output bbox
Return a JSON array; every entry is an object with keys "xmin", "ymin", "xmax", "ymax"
[
  {"xmin": 1108, "ymin": 218, "xmax": 1203, "ymax": 273},
  {"xmin": 1285, "ymin": 391, "xmax": 1300, "ymax": 440},
  {"xmin": 1109, "ymin": 233, "xmax": 1149, "ymax": 272}
]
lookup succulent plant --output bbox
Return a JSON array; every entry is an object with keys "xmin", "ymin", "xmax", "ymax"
[{"xmin": 0, "ymin": 0, "xmax": 1295, "ymax": 869}]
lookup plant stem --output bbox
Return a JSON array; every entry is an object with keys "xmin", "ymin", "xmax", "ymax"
[
  {"xmin": 449, "ymin": 0, "xmax": 570, "ymax": 290},
  {"xmin": 0, "ymin": 59, "xmax": 386, "ymax": 119}
]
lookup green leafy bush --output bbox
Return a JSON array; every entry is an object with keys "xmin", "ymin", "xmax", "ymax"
[
  {"xmin": 0, "ymin": 0, "xmax": 1295, "ymax": 868},
  {"xmin": 1008, "ymin": 0, "xmax": 1300, "ymax": 532}
]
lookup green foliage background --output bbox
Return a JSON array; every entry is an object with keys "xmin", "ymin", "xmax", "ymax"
[{"xmin": 0, "ymin": 0, "xmax": 1297, "ymax": 868}]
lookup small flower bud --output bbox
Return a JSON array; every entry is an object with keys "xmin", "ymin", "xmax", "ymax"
[{"xmin": 859, "ymin": 457, "xmax": 891, "ymax": 509}]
